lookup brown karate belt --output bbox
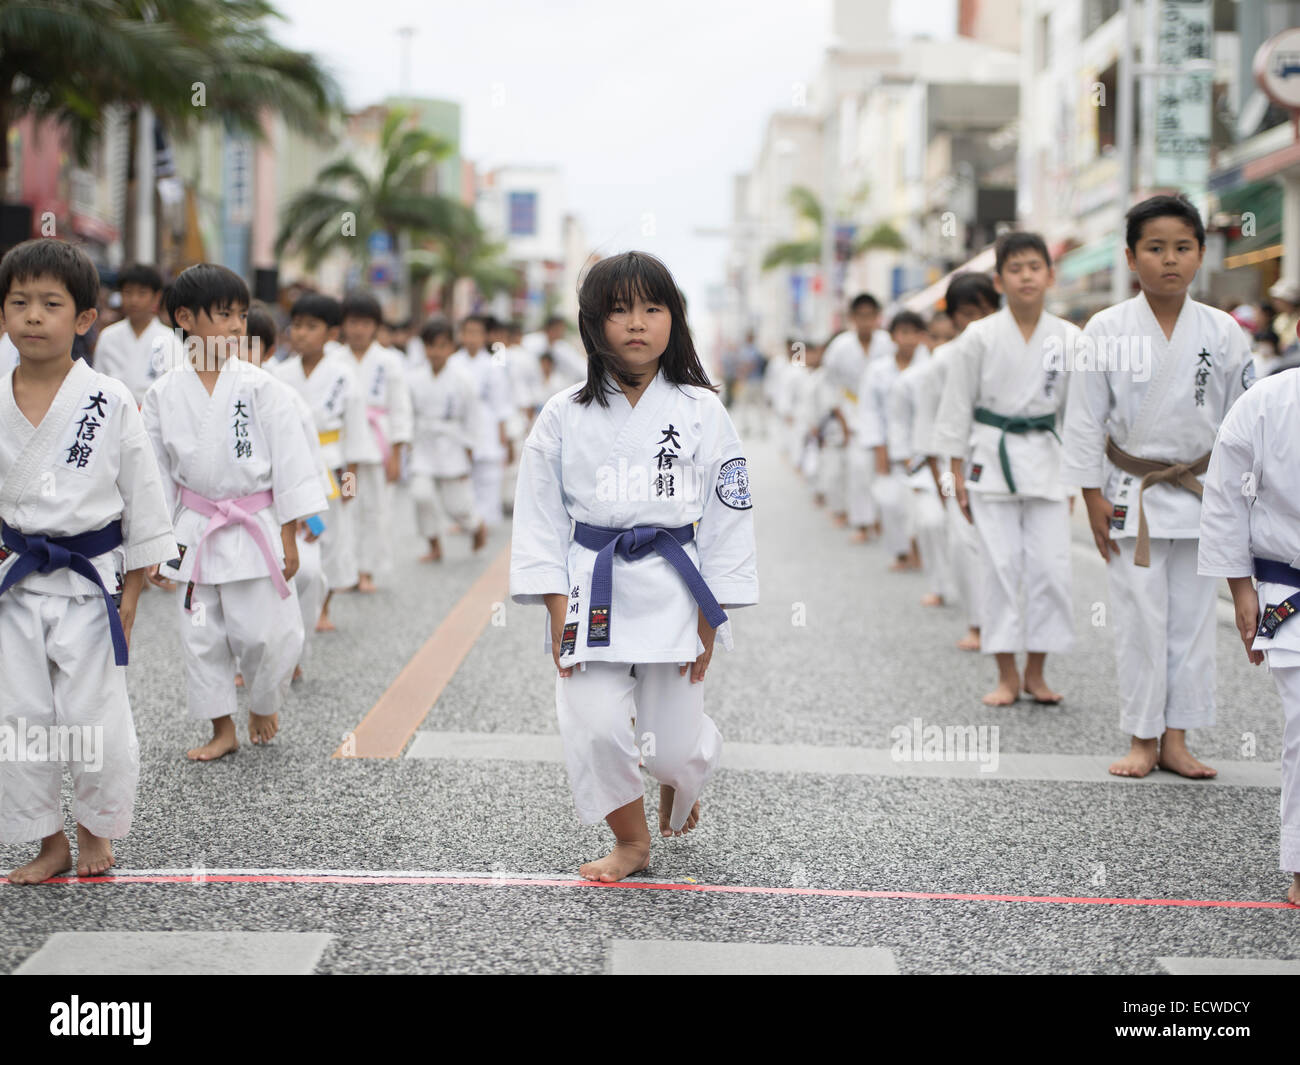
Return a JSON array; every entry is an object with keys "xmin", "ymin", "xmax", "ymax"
[{"xmin": 1104, "ymin": 436, "xmax": 1211, "ymax": 568}]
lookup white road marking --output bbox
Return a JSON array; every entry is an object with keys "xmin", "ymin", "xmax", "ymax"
[
  {"xmin": 1158, "ymin": 955, "xmax": 1300, "ymax": 975},
  {"xmin": 14, "ymin": 932, "xmax": 333, "ymax": 975},
  {"xmin": 606, "ymin": 939, "xmax": 899, "ymax": 974}
]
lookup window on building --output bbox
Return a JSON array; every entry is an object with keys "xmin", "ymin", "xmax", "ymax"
[
  {"xmin": 1084, "ymin": 0, "xmax": 1121, "ymax": 38},
  {"xmin": 508, "ymin": 190, "xmax": 537, "ymax": 237},
  {"xmin": 1097, "ymin": 62, "xmax": 1118, "ymax": 152}
]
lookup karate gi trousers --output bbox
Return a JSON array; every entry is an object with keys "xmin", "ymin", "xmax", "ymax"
[
  {"xmin": 320, "ymin": 493, "xmax": 358, "ymax": 591},
  {"xmin": 353, "ymin": 461, "xmax": 393, "ymax": 579},
  {"xmin": 913, "ymin": 488, "xmax": 952, "ymax": 601},
  {"xmin": 847, "ymin": 446, "xmax": 878, "ymax": 528},
  {"xmin": 555, "ymin": 661, "xmax": 722, "ymax": 831},
  {"xmin": 817, "ymin": 444, "xmax": 845, "ymax": 513},
  {"xmin": 410, "ymin": 474, "xmax": 481, "ymax": 542},
  {"xmin": 471, "ymin": 457, "xmax": 504, "ymax": 528},
  {"xmin": 293, "ymin": 534, "xmax": 327, "ymax": 669},
  {"xmin": 1272, "ymin": 664, "xmax": 1300, "ymax": 873},
  {"xmin": 1105, "ymin": 537, "xmax": 1216, "ymax": 739},
  {"xmin": 0, "ymin": 587, "xmax": 138, "ymax": 843},
  {"xmin": 946, "ymin": 495, "xmax": 983, "ymax": 629},
  {"xmin": 968, "ymin": 494, "xmax": 1074, "ymax": 656},
  {"xmin": 181, "ymin": 577, "xmax": 304, "ymax": 721}
]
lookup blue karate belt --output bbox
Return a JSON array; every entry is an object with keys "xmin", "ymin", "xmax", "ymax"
[
  {"xmin": 0, "ymin": 520, "xmax": 129, "ymax": 665},
  {"xmin": 573, "ymin": 521, "xmax": 727, "ymax": 648},
  {"xmin": 1253, "ymin": 557, "xmax": 1300, "ymax": 639}
]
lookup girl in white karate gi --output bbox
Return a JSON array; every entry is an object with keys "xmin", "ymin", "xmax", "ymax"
[{"xmin": 511, "ymin": 251, "xmax": 759, "ymax": 884}]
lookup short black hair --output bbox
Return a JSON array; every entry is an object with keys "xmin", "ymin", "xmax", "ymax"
[
  {"xmin": 484, "ymin": 315, "xmax": 505, "ymax": 333},
  {"xmin": 340, "ymin": 290, "xmax": 383, "ymax": 325},
  {"xmin": 419, "ymin": 316, "xmax": 454, "ymax": 346},
  {"xmin": 543, "ymin": 314, "xmax": 566, "ymax": 329},
  {"xmin": 888, "ymin": 310, "xmax": 926, "ymax": 335},
  {"xmin": 1125, "ymin": 193, "xmax": 1205, "ymax": 252},
  {"xmin": 290, "ymin": 292, "xmax": 342, "ymax": 328},
  {"xmin": 0, "ymin": 238, "xmax": 100, "ymax": 314},
  {"xmin": 507, "ymin": 320, "xmax": 523, "ymax": 335},
  {"xmin": 849, "ymin": 293, "xmax": 881, "ymax": 314},
  {"xmin": 460, "ymin": 314, "xmax": 490, "ymax": 332},
  {"xmin": 118, "ymin": 263, "xmax": 165, "ymax": 293},
  {"xmin": 165, "ymin": 263, "xmax": 249, "ymax": 333},
  {"xmin": 944, "ymin": 272, "xmax": 1000, "ymax": 316},
  {"xmin": 245, "ymin": 302, "xmax": 277, "ymax": 358},
  {"xmin": 995, "ymin": 231, "xmax": 1051, "ymax": 274}
]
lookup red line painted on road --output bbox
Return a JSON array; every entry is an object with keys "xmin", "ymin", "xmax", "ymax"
[{"xmin": 5, "ymin": 871, "xmax": 1295, "ymax": 909}]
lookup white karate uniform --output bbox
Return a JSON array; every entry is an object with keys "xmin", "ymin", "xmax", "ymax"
[
  {"xmin": 344, "ymin": 342, "xmax": 413, "ymax": 580},
  {"xmin": 454, "ymin": 347, "xmax": 514, "ymax": 528},
  {"xmin": 408, "ymin": 359, "xmax": 483, "ymax": 541},
  {"xmin": 91, "ymin": 317, "xmax": 186, "ymax": 406},
  {"xmin": 1198, "ymin": 368, "xmax": 1300, "ymax": 870},
  {"xmin": 143, "ymin": 357, "xmax": 326, "ymax": 721},
  {"xmin": 0, "ymin": 361, "xmax": 176, "ymax": 843},
  {"xmin": 1063, "ymin": 293, "xmax": 1252, "ymax": 736},
  {"xmin": 934, "ymin": 307, "xmax": 1078, "ymax": 655},
  {"xmin": 824, "ymin": 328, "xmax": 893, "ymax": 525},
  {"xmin": 510, "ymin": 370, "xmax": 759, "ymax": 829},
  {"xmin": 860, "ymin": 350, "xmax": 929, "ymax": 558},
  {"xmin": 270, "ymin": 351, "xmax": 368, "ymax": 591},
  {"xmin": 0, "ymin": 333, "xmax": 19, "ymax": 375},
  {"xmin": 889, "ymin": 357, "xmax": 950, "ymax": 599},
  {"xmin": 915, "ymin": 337, "xmax": 983, "ymax": 628},
  {"xmin": 280, "ymin": 384, "xmax": 329, "ymax": 666}
]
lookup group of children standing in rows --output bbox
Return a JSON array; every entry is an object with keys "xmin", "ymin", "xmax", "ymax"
[{"xmin": 769, "ymin": 194, "xmax": 1299, "ymax": 904}]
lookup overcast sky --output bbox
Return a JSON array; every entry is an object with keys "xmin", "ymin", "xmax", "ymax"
[{"xmin": 272, "ymin": 0, "xmax": 956, "ymax": 346}]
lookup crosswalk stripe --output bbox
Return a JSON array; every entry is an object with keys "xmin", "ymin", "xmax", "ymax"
[
  {"xmin": 606, "ymin": 939, "xmax": 899, "ymax": 974},
  {"xmin": 1158, "ymin": 956, "xmax": 1300, "ymax": 975},
  {"xmin": 14, "ymin": 932, "xmax": 333, "ymax": 975}
]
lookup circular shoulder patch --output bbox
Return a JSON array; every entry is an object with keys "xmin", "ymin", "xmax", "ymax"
[
  {"xmin": 1242, "ymin": 359, "xmax": 1257, "ymax": 391},
  {"xmin": 716, "ymin": 456, "xmax": 752, "ymax": 510}
]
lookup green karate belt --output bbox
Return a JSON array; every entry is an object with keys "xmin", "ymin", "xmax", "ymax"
[{"xmin": 972, "ymin": 407, "xmax": 1060, "ymax": 495}]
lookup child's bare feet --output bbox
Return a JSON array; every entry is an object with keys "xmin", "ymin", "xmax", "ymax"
[
  {"xmin": 956, "ymin": 628, "xmax": 981, "ymax": 652},
  {"xmin": 8, "ymin": 831, "xmax": 72, "ymax": 884},
  {"xmin": 813, "ymin": 493, "xmax": 825, "ymax": 508},
  {"xmin": 234, "ymin": 672, "xmax": 244, "ymax": 688},
  {"xmin": 75, "ymin": 824, "xmax": 115, "ymax": 877},
  {"xmin": 579, "ymin": 840, "xmax": 651, "ymax": 883},
  {"xmin": 292, "ymin": 665, "xmax": 304, "ymax": 683},
  {"xmin": 832, "ymin": 512, "xmax": 848, "ymax": 527},
  {"xmin": 889, "ymin": 554, "xmax": 920, "ymax": 572},
  {"xmin": 419, "ymin": 538, "xmax": 442, "ymax": 562},
  {"xmin": 920, "ymin": 593, "xmax": 943, "ymax": 607},
  {"xmin": 357, "ymin": 573, "xmax": 377, "ymax": 593},
  {"xmin": 850, "ymin": 528, "xmax": 869, "ymax": 544},
  {"xmin": 658, "ymin": 785, "xmax": 701, "ymax": 837},
  {"xmin": 315, "ymin": 613, "xmax": 336, "ymax": 632},
  {"xmin": 1109, "ymin": 736, "xmax": 1159, "ymax": 778},
  {"xmin": 249, "ymin": 711, "xmax": 279, "ymax": 745},
  {"xmin": 1158, "ymin": 729, "xmax": 1217, "ymax": 778},
  {"xmin": 188, "ymin": 716, "xmax": 239, "ymax": 761},
  {"xmin": 1289, "ymin": 874, "xmax": 1300, "ymax": 906},
  {"xmin": 982, "ymin": 655, "xmax": 1020, "ymax": 706},
  {"xmin": 471, "ymin": 524, "xmax": 487, "ymax": 552}
]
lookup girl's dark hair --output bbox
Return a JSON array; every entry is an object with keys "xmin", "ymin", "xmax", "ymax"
[
  {"xmin": 575, "ymin": 251, "xmax": 715, "ymax": 407},
  {"xmin": 945, "ymin": 272, "xmax": 1000, "ymax": 315},
  {"xmin": 0, "ymin": 239, "xmax": 100, "ymax": 314},
  {"xmin": 165, "ymin": 263, "xmax": 249, "ymax": 338},
  {"xmin": 246, "ymin": 302, "xmax": 277, "ymax": 360},
  {"xmin": 1125, "ymin": 193, "xmax": 1205, "ymax": 252}
]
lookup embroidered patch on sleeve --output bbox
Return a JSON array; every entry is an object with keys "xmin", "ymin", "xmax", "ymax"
[
  {"xmin": 560, "ymin": 622, "xmax": 578, "ymax": 656},
  {"xmin": 715, "ymin": 457, "xmax": 752, "ymax": 510}
]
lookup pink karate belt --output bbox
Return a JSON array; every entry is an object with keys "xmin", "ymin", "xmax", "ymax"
[
  {"xmin": 178, "ymin": 487, "xmax": 291, "ymax": 604},
  {"xmin": 366, "ymin": 407, "xmax": 390, "ymax": 461}
]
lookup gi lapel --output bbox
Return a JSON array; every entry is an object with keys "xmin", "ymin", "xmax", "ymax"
[
  {"xmin": 605, "ymin": 368, "xmax": 675, "ymax": 468},
  {"xmin": 0, "ymin": 359, "xmax": 94, "ymax": 510},
  {"xmin": 1125, "ymin": 293, "xmax": 1187, "ymax": 454}
]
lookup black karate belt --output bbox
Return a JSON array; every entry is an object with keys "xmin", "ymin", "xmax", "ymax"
[
  {"xmin": 1253, "ymin": 557, "xmax": 1300, "ymax": 639},
  {"xmin": 972, "ymin": 407, "xmax": 1060, "ymax": 495},
  {"xmin": 0, "ymin": 519, "xmax": 129, "ymax": 665},
  {"xmin": 573, "ymin": 521, "xmax": 727, "ymax": 648}
]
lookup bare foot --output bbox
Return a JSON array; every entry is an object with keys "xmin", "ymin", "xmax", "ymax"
[
  {"xmin": 315, "ymin": 613, "xmax": 336, "ymax": 633},
  {"xmin": 982, "ymin": 679, "xmax": 1019, "ymax": 706},
  {"xmin": 292, "ymin": 665, "xmax": 303, "ymax": 683},
  {"xmin": 578, "ymin": 840, "xmax": 651, "ymax": 883},
  {"xmin": 249, "ymin": 711, "xmax": 279, "ymax": 745},
  {"xmin": 1289, "ymin": 875, "xmax": 1300, "ymax": 906},
  {"xmin": 234, "ymin": 673, "xmax": 244, "ymax": 688},
  {"xmin": 75, "ymin": 823, "xmax": 115, "ymax": 877},
  {"xmin": 889, "ymin": 555, "xmax": 920, "ymax": 572},
  {"xmin": 920, "ymin": 593, "xmax": 944, "ymax": 607},
  {"xmin": 1157, "ymin": 745, "xmax": 1217, "ymax": 779},
  {"xmin": 471, "ymin": 524, "xmax": 487, "ymax": 552},
  {"xmin": 832, "ymin": 512, "xmax": 848, "ymax": 527},
  {"xmin": 1022, "ymin": 679, "xmax": 1064, "ymax": 704},
  {"xmin": 357, "ymin": 574, "xmax": 377, "ymax": 594},
  {"xmin": 419, "ymin": 539, "xmax": 443, "ymax": 562},
  {"xmin": 850, "ymin": 528, "xmax": 869, "ymax": 544},
  {"xmin": 187, "ymin": 718, "xmax": 239, "ymax": 762},
  {"xmin": 1109, "ymin": 737, "xmax": 1159, "ymax": 778},
  {"xmin": 658, "ymin": 785, "xmax": 701, "ymax": 837},
  {"xmin": 8, "ymin": 831, "xmax": 72, "ymax": 884},
  {"xmin": 813, "ymin": 493, "xmax": 826, "ymax": 508},
  {"xmin": 956, "ymin": 630, "xmax": 981, "ymax": 652}
]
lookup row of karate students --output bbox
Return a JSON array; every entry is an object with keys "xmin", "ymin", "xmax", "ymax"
[{"xmin": 768, "ymin": 194, "xmax": 1299, "ymax": 903}]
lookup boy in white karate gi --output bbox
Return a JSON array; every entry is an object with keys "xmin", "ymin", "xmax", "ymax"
[
  {"xmin": 454, "ymin": 314, "xmax": 515, "ymax": 528},
  {"xmin": 273, "ymin": 293, "xmax": 368, "ymax": 633},
  {"xmin": 1063, "ymin": 195, "xmax": 1252, "ymax": 778},
  {"xmin": 143, "ymin": 265, "xmax": 325, "ymax": 761},
  {"xmin": 408, "ymin": 316, "xmax": 487, "ymax": 559},
  {"xmin": 935, "ymin": 232, "xmax": 1079, "ymax": 707},
  {"xmin": 860, "ymin": 310, "xmax": 929, "ymax": 571},
  {"xmin": 0, "ymin": 239, "xmax": 176, "ymax": 882},
  {"xmin": 511, "ymin": 251, "xmax": 758, "ymax": 884},
  {"xmin": 1199, "ymin": 367, "xmax": 1300, "ymax": 904},
  {"xmin": 339, "ymin": 292, "xmax": 412, "ymax": 594},
  {"xmin": 912, "ymin": 273, "xmax": 1000, "ymax": 647},
  {"xmin": 91, "ymin": 263, "xmax": 185, "ymax": 406}
]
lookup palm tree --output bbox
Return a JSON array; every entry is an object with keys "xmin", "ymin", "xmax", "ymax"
[
  {"xmin": 0, "ymin": 0, "xmax": 339, "ymax": 192},
  {"xmin": 406, "ymin": 213, "xmax": 519, "ymax": 323},
  {"xmin": 275, "ymin": 108, "xmax": 474, "ymax": 307},
  {"xmin": 761, "ymin": 185, "xmax": 904, "ymax": 271}
]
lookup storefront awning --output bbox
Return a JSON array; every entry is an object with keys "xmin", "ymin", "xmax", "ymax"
[{"xmin": 1055, "ymin": 236, "xmax": 1117, "ymax": 283}]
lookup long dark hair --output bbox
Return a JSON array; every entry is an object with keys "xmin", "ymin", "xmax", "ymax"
[{"xmin": 575, "ymin": 251, "xmax": 716, "ymax": 407}]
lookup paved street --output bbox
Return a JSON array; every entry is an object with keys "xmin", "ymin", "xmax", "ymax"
[{"xmin": 3, "ymin": 419, "xmax": 1298, "ymax": 975}]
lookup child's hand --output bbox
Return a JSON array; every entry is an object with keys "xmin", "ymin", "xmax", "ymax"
[
  {"xmin": 1229, "ymin": 577, "xmax": 1266, "ymax": 665},
  {"xmin": 298, "ymin": 518, "xmax": 321, "ymax": 544},
  {"xmin": 545, "ymin": 593, "xmax": 572, "ymax": 677},
  {"xmin": 281, "ymin": 524, "xmax": 300, "ymax": 582},
  {"xmin": 146, "ymin": 563, "xmax": 175, "ymax": 589},
  {"xmin": 1082, "ymin": 488, "xmax": 1119, "ymax": 561},
  {"xmin": 680, "ymin": 610, "xmax": 716, "ymax": 683},
  {"xmin": 384, "ymin": 451, "xmax": 402, "ymax": 483},
  {"xmin": 952, "ymin": 468, "xmax": 972, "ymax": 524}
]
